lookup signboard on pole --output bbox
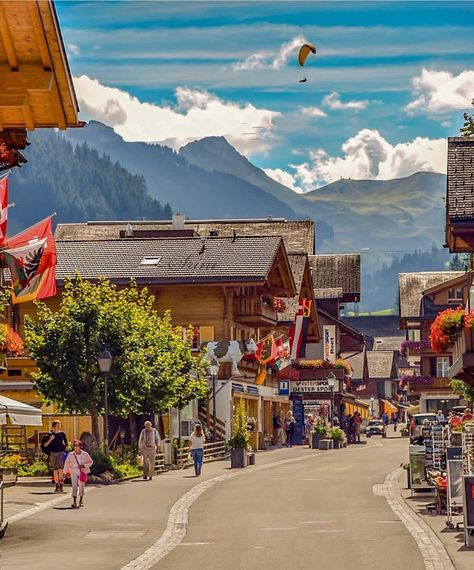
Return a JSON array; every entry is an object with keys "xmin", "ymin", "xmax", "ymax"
[
  {"xmin": 278, "ymin": 380, "xmax": 290, "ymax": 396},
  {"xmin": 323, "ymin": 325, "xmax": 336, "ymax": 363}
]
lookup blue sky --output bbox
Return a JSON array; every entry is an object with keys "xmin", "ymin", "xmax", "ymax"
[{"xmin": 56, "ymin": 1, "xmax": 474, "ymax": 191}]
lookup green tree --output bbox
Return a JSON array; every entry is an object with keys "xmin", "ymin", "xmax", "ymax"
[
  {"xmin": 25, "ymin": 275, "xmax": 208, "ymax": 442},
  {"xmin": 449, "ymin": 253, "xmax": 470, "ymax": 271},
  {"xmin": 460, "ymin": 99, "xmax": 474, "ymax": 137},
  {"xmin": 450, "ymin": 379, "xmax": 474, "ymax": 404}
]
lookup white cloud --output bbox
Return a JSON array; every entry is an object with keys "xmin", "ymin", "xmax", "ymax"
[
  {"xmin": 287, "ymin": 129, "xmax": 447, "ymax": 191},
  {"xmin": 67, "ymin": 43, "xmax": 80, "ymax": 56},
  {"xmin": 233, "ymin": 35, "xmax": 307, "ymax": 71},
  {"xmin": 406, "ymin": 68, "xmax": 474, "ymax": 114},
  {"xmin": 322, "ymin": 91, "xmax": 369, "ymax": 111},
  {"xmin": 301, "ymin": 106, "xmax": 327, "ymax": 118},
  {"xmin": 264, "ymin": 168, "xmax": 303, "ymax": 193},
  {"xmin": 73, "ymin": 75, "xmax": 280, "ymax": 155}
]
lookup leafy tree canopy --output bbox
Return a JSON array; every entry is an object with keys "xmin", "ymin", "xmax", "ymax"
[
  {"xmin": 451, "ymin": 379, "xmax": 474, "ymax": 404},
  {"xmin": 460, "ymin": 98, "xmax": 474, "ymax": 137}
]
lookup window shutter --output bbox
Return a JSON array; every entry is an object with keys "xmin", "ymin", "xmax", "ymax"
[
  {"xmin": 429, "ymin": 357, "xmax": 437, "ymax": 377},
  {"xmin": 199, "ymin": 326, "xmax": 214, "ymax": 343}
]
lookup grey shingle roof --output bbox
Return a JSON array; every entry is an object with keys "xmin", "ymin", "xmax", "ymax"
[
  {"xmin": 54, "ymin": 236, "xmax": 283, "ymax": 284},
  {"xmin": 447, "ymin": 137, "xmax": 474, "ymax": 222},
  {"xmin": 314, "ymin": 287, "xmax": 344, "ymax": 299},
  {"xmin": 55, "ymin": 219, "xmax": 314, "ymax": 255},
  {"xmin": 277, "ymin": 254, "xmax": 308, "ymax": 322},
  {"xmin": 341, "ymin": 349, "xmax": 366, "ymax": 381},
  {"xmin": 367, "ymin": 350, "xmax": 395, "ymax": 380},
  {"xmin": 399, "ymin": 271, "xmax": 464, "ymax": 319},
  {"xmin": 309, "ymin": 254, "xmax": 360, "ymax": 298}
]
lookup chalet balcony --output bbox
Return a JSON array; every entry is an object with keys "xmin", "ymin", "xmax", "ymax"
[
  {"xmin": 408, "ymin": 377, "xmax": 453, "ymax": 395},
  {"xmin": 233, "ymin": 296, "xmax": 278, "ymax": 326},
  {"xmin": 450, "ymin": 328, "xmax": 474, "ymax": 387}
]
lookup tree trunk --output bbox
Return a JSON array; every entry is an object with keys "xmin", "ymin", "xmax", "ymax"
[
  {"xmin": 129, "ymin": 413, "xmax": 138, "ymax": 451},
  {"xmin": 157, "ymin": 412, "xmax": 165, "ymax": 439},
  {"xmin": 90, "ymin": 402, "xmax": 100, "ymax": 445}
]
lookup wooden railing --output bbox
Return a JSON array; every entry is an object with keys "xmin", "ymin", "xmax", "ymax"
[
  {"xmin": 154, "ymin": 450, "xmax": 165, "ymax": 472},
  {"xmin": 175, "ymin": 440, "xmax": 229, "ymax": 468},
  {"xmin": 233, "ymin": 296, "xmax": 277, "ymax": 322}
]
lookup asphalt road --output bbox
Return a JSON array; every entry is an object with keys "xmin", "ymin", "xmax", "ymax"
[{"xmin": 0, "ymin": 435, "xmax": 424, "ymax": 570}]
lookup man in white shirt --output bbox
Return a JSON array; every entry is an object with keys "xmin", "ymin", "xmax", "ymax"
[{"xmin": 138, "ymin": 421, "xmax": 161, "ymax": 480}]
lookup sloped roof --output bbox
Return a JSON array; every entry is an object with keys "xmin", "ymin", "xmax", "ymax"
[
  {"xmin": 55, "ymin": 219, "xmax": 315, "ymax": 255},
  {"xmin": 399, "ymin": 271, "xmax": 464, "ymax": 319},
  {"xmin": 447, "ymin": 137, "xmax": 474, "ymax": 222},
  {"xmin": 367, "ymin": 350, "xmax": 395, "ymax": 380},
  {"xmin": 277, "ymin": 254, "xmax": 307, "ymax": 322},
  {"xmin": 309, "ymin": 254, "xmax": 360, "ymax": 300},
  {"xmin": 372, "ymin": 337, "xmax": 404, "ymax": 351},
  {"xmin": 314, "ymin": 287, "xmax": 344, "ymax": 299},
  {"xmin": 54, "ymin": 236, "xmax": 288, "ymax": 285},
  {"xmin": 341, "ymin": 348, "xmax": 367, "ymax": 381}
]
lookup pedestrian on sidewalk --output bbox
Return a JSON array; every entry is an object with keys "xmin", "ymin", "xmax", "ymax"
[
  {"xmin": 284, "ymin": 411, "xmax": 296, "ymax": 447},
  {"xmin": 436, "ymin": 410, "xmax": 445, "ymax": 424},
  {"xmin": 190, "ymin": 424, "xmax": 205, "ymax": 476},
  {"xmin": 353, "ymin": 412, "xmax": 362, "ymax": 443},
  {"xmin": 63, "ymin": 440, "xmax": 93, "ymax": 509},
  {"xmin": 305, "ymin": 414, "xmax": 314, "ymax": 447},
  {"xmin": 392, "ymin": 413, "xmax": 399, "ymax": 432},
  {"xmin": 138, "ymin": 421, "xmax": 161, "ymax": 481},
  {"xmin": 41, "ymin": 420, "xmax": 68, "ymax": 493},
  {"xmin": 273, "ymin": 410, "xmax": 284, "ymax": 445}
]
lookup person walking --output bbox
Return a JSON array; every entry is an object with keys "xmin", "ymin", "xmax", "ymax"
[
  {"xmin": 138, "ymin": 421, "xmax": 161, "ymax": 481},
  {"xmin": 273, "ymin": 410, "xmax": 284, "ymax": 446},
  {"xmin": 63, "ymin": 440, "xmax": 93, "ymax": 509},
  {"xmin": 284, "ymin": 411, "xmax": 296, "ymax": 447},
  {"xmin": 41, "ymin": 420, "xmax": 68, "ymax": 493},
  {"xmin": 392, "ymin": 413, "xmax": 399, "ymax": 432},
  {"xmin": 436, "ymin": 410, "xmax": 445, "ymax": 424},
  {"xmin": 190, "ymin": 424, "xmax": 205, "ymax": 476},
  {"xmin": 305, "ymin": 414, "xmax": 314, "ymax": 447},
  {"xmin": 462, "ymin": 408, "xmax": 474, "ymax": 423}
]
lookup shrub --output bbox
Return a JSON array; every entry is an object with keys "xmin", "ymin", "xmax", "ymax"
[
  {"xmin": 330, "ymin": 427, "xmax": 344, "ymax": 440},
  {"xmin": 90, "ymin": 450, "xmax": 119, "ymax": 477},
  {"xmin": 18, "ymin": 460, "xmax": 49, "ymax": 477},
  {"xmin": 0, "ymin": 453, "xmax": 25, "ymax": 469},
  {"xmin": 312, "ymin": 416, "xmax": 330, "ymax": 435},
  {"xmin": 228, "ymin": 399, "xmax": 251, "ymax": 450}
]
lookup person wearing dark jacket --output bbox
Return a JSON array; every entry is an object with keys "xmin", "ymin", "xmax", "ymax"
[
  {"xmin": 284, "ymin": 411, "xmax": 296, "ymax": 447},
  {"xmin": 42, "ymin": 420, "xmax": 68, "ymax": 493}
]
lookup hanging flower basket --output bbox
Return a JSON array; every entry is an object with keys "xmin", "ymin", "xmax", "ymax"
[
  {"xmin": 271, "ymin": 298, "xmax": 287, "ymax": 313},
  {"xmin": 400, "ymin": 340, "xmax": 431, "ymax": 357},
  {"xmin": 0, "ymin": 324, "xmax": 24, "ymax": 356},
  {"xmin": 430, "ymin": 307, "xmax": 465, "ymax": 352}
]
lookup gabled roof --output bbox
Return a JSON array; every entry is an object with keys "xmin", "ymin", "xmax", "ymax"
[
  {"xmin": 367, "ymin": 350, "xmax": 396, "ymax": 380},
  {"xmin": 447, "ymin": 137, "xmax": 474, "ymax": 223},
  {"xmin": 399, "ymin": 271, "xmax": 464, "ymax": 321},
  {"xmin": 54, "ymin": 236, "xmax": 295, "ymax": 294},
  {"xmin": 55, "ymin": 219, "xmax": 315, "ymax": 255},
  {"xmin": 0, "ymin": 0, "xmax": 80, "ymax": 129},
  {"xmin": 309, "ymin": 254, "xmax": 360, "ymax": 302},
  {"xmin": 277, "ymin": 254, "xmax": 307, "ymax": 322},
  {"xmin": 314, "ymin": 287, "xmax": 344, "ymax": 300},
  {"xmin": 341, "ymin": 348, "xmax": 368, "ymax": 382}
]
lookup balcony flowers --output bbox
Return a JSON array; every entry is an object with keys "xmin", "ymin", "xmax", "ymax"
[
  {"xmin": 430, "ymin": 307, "xmax": 465, "ymax": 352},
  {"xmin": 400, "ymin": 340, "xmax": 431, "ymax": 357},
  {"xmin": 272, "ymin": 298, "xmax": 287, "ymax": 313},
  {"xmin": 399, "ymin": 375, "xmax": 435, "ymax": 388},
  {"xmin": 293, "ymin": 358, "xmax": 353, "ymax": 376},
  {"xmin": 0, "ymin": 324, "xmax": 24, "ymax": 356}
]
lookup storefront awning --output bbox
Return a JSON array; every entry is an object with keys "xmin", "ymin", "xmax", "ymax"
[
  {"xmin": 381, "ymin": 399, "xmax": 398, "ymax": 415},
  {"xmin": 0, "ymin": 395, "xmax": 42, "ymax": 426}
]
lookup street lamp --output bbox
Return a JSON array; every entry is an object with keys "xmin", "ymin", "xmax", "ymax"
[
  {"xmin": 370, "ymin": 395, "xmax": 375, "ymax": 418},
  {"xmin": 98, "ymin": 350, "xmax": 113, "ymax": 455},
  {"xmin": 209, "ymin": 361, "xmax": 220, "ymax": 441},
  {"xmin": 327, "ymin": 372, "xmax": 336, "ymax": 425}
]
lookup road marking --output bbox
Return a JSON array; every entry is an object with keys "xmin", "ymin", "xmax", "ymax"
[
  {"xmin": 310, "ymin": 529, "xmax": 345, "ymax": 534},
  {"xmin": 259, "ymin": 527, "xmax": 297, "ymax": 531},
  {"xmin": 377, "ymin": 520, "xmax": 402, "ymax": 524},
  {"xmin": 177, "ymin": 542, "xmax": 213, "ymax": 546},
  {"xmin": 300, "ymin": 520, "xmax": 336, "ymax": 524},
  {"xmin": 121, "ymin": 445, "xmax": 374, "ymax": 570},
  {"xmin": 85, "ymin": 530, "xmax": 147, "ymax": 539},
  {"xmin": 379, "ymin": 469, "xmax": 454, "ymax": 570},
  {"xmin": 253, "ymin": 546, "xmax": 265, "ymax": 550},
  {"xmin": 298, "ymin": 478, "xmax": 321, "ymax": 481},
  {"xmin": 6, "ymin": 488, "xmax": 97, "ymax": 525}
]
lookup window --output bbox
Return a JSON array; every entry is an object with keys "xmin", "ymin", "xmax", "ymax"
[
  {"xmin": 140, "ymin": 257, "xmax": 161, "ymax": 266},
  {"xmin": 436, "ymin": 356, "xmax": 450, "ymax": 378},
  {"xmin": 448, "ymin": 288, "xmax": 463, "ymax": 304},
  {"xmin": 181, "ymin": 326, "xmax": 200, "ymax": 351}
]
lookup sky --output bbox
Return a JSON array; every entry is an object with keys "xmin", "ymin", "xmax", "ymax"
[{"xmin": 56, "ymin": 1, "xmax": 474, "ymax": 192}]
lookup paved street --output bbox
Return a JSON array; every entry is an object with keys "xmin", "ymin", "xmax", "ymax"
[{"xmin": 0, "ymin": 434, "xmax": 441, "ymax": 570}]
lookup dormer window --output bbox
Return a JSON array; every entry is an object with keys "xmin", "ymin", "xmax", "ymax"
[
  {"xmin": 140, "ymin": 257, "xmax": 161, "ymax": 266},
  {"xmin": 448, "ymin": 287, "xmax": 463, "ymax": 304}
]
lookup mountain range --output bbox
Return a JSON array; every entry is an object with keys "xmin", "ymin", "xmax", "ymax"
[{"xmin": 8, "ymin": 121, "xmax": 451, "ymax": 311}]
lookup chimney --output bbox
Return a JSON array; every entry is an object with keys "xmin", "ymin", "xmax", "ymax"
[
  {"xmin": 124, "ymin": 223, "xmax": 134, "ymax": 238},
  {"xmin": 172, "ymin": 213, "xmax": 185, "ymax": 230}
]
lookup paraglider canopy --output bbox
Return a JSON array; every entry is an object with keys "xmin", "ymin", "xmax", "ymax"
[{"xmin": 298, "ymin": 43, "xmax": 317, "ymax": 67}]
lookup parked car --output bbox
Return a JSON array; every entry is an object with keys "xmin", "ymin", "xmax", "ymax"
[
  {"xmin": 366, "ymin": 419, "xmax": 387, "ymax": 438},
  {"xmin": 409, "ymin": 413, "xmax": 437, "ymax": 443}
]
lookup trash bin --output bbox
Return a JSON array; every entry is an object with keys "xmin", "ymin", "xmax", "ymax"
[
  {"xmin": 162, "ymin": 438, "xmax": 173, "ymax": 465},
  {"xmin": 247, "ymin": 453, "xmax": 255, "ymax": 466}
]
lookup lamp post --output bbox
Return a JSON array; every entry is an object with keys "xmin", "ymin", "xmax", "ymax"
[
  {"xmin": 209, "ymin": 362, "xmax": 220, "ymax": 441},
  {"xmin": 98, "ymin": 350, "xmax": 113, "ymax": 455},
  {"xmin": 370, "ymin": 395, "xmax": 375, "ymax": 418},
  {"xmin": 327, "ymin": 372, "xmax": 336, "ymax": 425}
]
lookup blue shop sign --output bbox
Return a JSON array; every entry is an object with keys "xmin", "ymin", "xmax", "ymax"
[
  {"xmin": 247, "ymin": 385, "xmax": 259, "ymax": 395},
  {"xmin": 232, "ymin": 383, "xmax": 244, "ymax": 393},
  {"xmin": 278, "ymin": 380, "xmax": 290, "ymax": 396}
]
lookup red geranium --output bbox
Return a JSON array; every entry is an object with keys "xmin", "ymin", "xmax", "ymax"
[
  {"xmin": 0, "ymin": 324, "xmax": 24, "ymax": 356},
  {"xmin": 430, "ymin": 307, "xmax": 465, "ymax": 352}
]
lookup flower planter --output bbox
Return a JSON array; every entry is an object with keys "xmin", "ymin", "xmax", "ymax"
[
  {"xmin": 332, "ymin": 438, "xmax": 342, "ymax": 449},
  {"xmin": 230, "ymin": 448, "xmax": 247, "ymax": 468},
  {"xmin": 312, "ymin": 433, "xmax": 325, "ymax": 449}
]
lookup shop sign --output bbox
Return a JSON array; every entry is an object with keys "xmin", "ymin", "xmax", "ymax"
[
  {"xmin": 278, "ymin": 380, "xmax": 290, "ymax": 396},
  {"xmin": 291, "ymin": 380, "xmax": 333, "ymax": 393},
  {"xmin": 232, "ymin": 383, "xmax": 244, "ymax": 393},
  {"xmin": 323, "ymin": 325, "xmax": 336, "ymax": 363},
  {"xmin": 247, "ymin": 385, "xmax": 259, "ymax": 395}
]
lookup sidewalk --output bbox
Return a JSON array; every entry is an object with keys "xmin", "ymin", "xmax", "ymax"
[
  {"xmin": 1, "ymin": 443, "xmax": 350, "ymax": 569},
  {"xmin": 400, "ymin": 477, "xmax": 473, "ymax": 570}
]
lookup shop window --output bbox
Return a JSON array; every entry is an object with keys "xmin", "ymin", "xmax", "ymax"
[
  {"xmin": 180, "ymin": 326, "xmax": 200, "ymax": 351},
  {"xmin": 7, "ymin": 369, "xmax": 21, "ymax": 377},
  {"xmin": 448, "ymin": 288, "xmax": 463, "ymax": 304},
  {"xmin": 436, "ymin": 356, "xmax": 450, "ymax": 378}
]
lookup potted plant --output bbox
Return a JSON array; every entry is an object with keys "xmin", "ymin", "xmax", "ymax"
[
  {"xmin": 330, "ymin": 427, "xmax": 344, "ymax": 449},
  {"xmin": 311, "ymin": 416, "xmax": 330, "ymax": 449},
  {"xmin": 228, "ymin": 400, "xmax": 251, "ymax": 468}
]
